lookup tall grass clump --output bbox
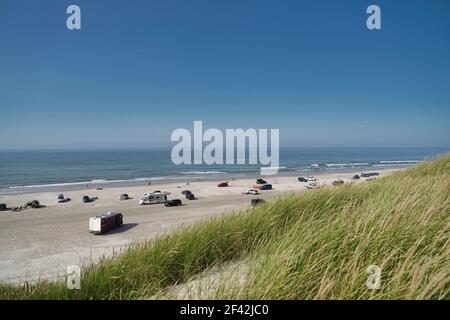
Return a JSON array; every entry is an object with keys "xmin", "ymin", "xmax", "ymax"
[{"xmin": 0, "ymin": 154, "xmax": 449, "ymax": 300}]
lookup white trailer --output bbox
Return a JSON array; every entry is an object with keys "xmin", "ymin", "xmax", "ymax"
[{"xmin": 89, "ymin": 212, "xmax": 123, "ymax": 235}]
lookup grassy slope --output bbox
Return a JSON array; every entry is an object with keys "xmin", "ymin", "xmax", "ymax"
[{"xmin": 1, "ymin": 154, "xmax": 449, "ymax": 300}]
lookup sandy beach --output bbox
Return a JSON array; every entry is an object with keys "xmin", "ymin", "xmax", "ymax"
[{"xmin": 0, "ymin": 168, "xmax": 400, "ymax": 284}]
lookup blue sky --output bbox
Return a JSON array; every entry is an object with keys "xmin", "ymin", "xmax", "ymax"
[{"xmin": 0, "ymin": 0, "xmax": 449, "ymax": 149}]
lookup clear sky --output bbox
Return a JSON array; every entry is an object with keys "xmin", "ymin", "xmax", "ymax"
[{"xmin": 0, "ymin": 0, "xmax": 449, "ymax": 149}]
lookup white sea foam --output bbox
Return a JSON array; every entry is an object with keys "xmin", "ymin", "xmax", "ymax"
[
  {"xmin": 324, "ymin": 162, "xmax": 370, "ymax": 168},
  {"xmin": 8, "ymin": 176, "xmax": 186, "ymax": 189},
  {"xmin": 379, "ymin": 160, "xmax": 420, "ymax": 164},
  {"xmin": 325, "ymin": 163, "xmax": 349, "ymax": 167}
]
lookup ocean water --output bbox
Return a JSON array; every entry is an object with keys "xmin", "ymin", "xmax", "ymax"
[{"xmin": 0, "ymin": 147, "xmax": 447, "ymax": 194}]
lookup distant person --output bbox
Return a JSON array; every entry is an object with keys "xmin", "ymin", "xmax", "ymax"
[{"xmin": 148, "ymin": 181, "xmax": 151, "ymax": 186}]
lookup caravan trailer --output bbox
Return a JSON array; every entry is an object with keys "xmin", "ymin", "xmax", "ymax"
[{"xmin": 89, "ymin": 212, "xmax": 123, "ymax": 235}]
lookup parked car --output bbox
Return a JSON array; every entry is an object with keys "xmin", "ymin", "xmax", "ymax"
[
  {"xmin": 0, "ymin": 203, "xmax": 7, "ymax": 211},
  {"xmin": 256, "ymin": 178, "xmax": 267, "ymax": 185},
  {"xmin": 298, "ymin": 177, "xmax": 308, "ymax": 182},
  {"xmin": 165, "ymin": 199, "xmax": 182, "ymax": 207},
  {"xmin": 217, "ymin": 182, "xmax": 229, "ymax": 187},
  {"xmin": 306, "ymin": 182, "xmax": 319, "ymax": 189},
  {"xmin": 82, "ymin": 196, "xmax": 92, "ymax": 203},
  {"xmin": 361, "ymin": 173, "xmax": 369, "ymax": 178},
  {"xmin": 260, "ymin": 184, "xmax": 272, "ymax": 190},
  {"xmin": 57, "ymin": 194, "xmax": 70, "ymax": 203},
  {"xmin": 185, "ymin": 192, "xmax": 195, "ymax": 199},
  {"xmin": 332, "ymin": 179, "xmax": 344, "ymax": 186},
  {"xmin": 120, "ymin": 193, "xmax": 130, "ymax": 200},
  {"xmin": 89, "ymin": 212, "xmax": 123, "ymax": 235},
  {"xmin": 26, "ymin": 200, "xmax": 41, "ymax": 208},
  {"xmin": 306, "ymin": 176, "xmax": 317, "ymax": 182},
  {"xmin": 352, "ymin": 175, "xmax": 360, "ymax": 180},
  {"xmin": 361, "ymin": 172, "xmax": 379, "ymax": 178},
  {"xmin": 251, "ymin": 198, "xmax": 266, "ymax": 206},
  {"xmin": 246, "ymin": 189, "xmax": 260, "ymax": 195}
]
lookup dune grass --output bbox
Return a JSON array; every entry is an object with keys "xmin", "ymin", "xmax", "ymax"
[{"xmin": 0, "ymin": 154, "xmax": 449, "ymax": 300}]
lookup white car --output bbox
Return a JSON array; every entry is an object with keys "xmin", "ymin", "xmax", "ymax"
[
  {"xmin": 306, "ymin": 182, "xmax": 319, "ymax": 189},
  {"xmin": 246, "ymin": 189, "xmax": 260, "ymax": 195},
  {"xmin": 306, "ymin": 176, "xmax": 317, "ymax": 182}
]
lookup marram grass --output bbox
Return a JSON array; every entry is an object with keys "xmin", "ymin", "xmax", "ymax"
[{"xmin": 1, "ymin": 154, "xmax": 449, "ymax": 300}]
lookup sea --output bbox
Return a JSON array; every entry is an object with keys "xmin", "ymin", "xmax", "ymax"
[{"xmin": 0, "ymin": 147, "xmax": 447, "ymax": 194}]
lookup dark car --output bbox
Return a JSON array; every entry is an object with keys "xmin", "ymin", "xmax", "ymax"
[
  {"xmin": 186, "ymin": 193, "xmax": 196, "ymax": 200},
  {"xmin": 298, "ymin": 177, "xmax": 308, "ymax": 182},
  {"xmin": 57, "ymin": 194, "xmax": 65, "ymax": 203},
  {"xmin": 165, "ymin": 199, "xmax": 182, "ymax": 207},
  {"xmin": 361, "ymin": 172, "xmax": 379, "ymax": 178},
  {"xmin": 260, "ymin": 184, "xmax": 272, "ymax": 190},
  {"xmin": 120, "ymin": 193, "xmax": 130, "ymax": 200},
  {"xmin": 332, "ymin": 179, "xmax": 344, "ymax": 186},
  {"xmin": 352, "ymin": 175, "xmax": 360, "ymax": 180},
  {"xmin": 26, "ymin": 200, "xmax": 40, "ymax": 208},
  {"xmin": 0, "ymin": 203, "xmax": 7, "ymax": 211},
  {"xmin": 251, "ymin": 198, "xmax": 266, "ymax": 206},
  {"xmin": 217, "ymin": 182, "xmax": 229, "ymax": 187},
  {"xmin": 181, "ymin": 190, "xmax": 192, "ymax": 195},
  {"xmin": 256, "ymin": 178, "xmax": 267, "ymax": 185},
  {"xmin": 82, "ymin": 196, "xmax": 92, "ymax": 203}
]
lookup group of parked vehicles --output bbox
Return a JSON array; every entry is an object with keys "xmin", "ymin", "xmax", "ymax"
[
  {"xmin": 243, "ymin": 178, "xmax": 273, "ymax": 195},
  {"xmin": 298, "ymin": 176, "xmax": 320, "ymax": 189},
  {"xmin": 298, "ymin": 176, "xmax": 317, "ymax": 182},
  {"xmin": 298, "ymin": 171, "xmax": 380, "ymax": 189},
  {"xmin": 138, "ymin": 190, "xmax": 195, "ymax": 206},
  {"xmin": 87, "ymin": 190, "xmax": 187, "ymax": 235},
  {"xmin": 81, "ymin": 171, "xmax": 383, "ymax": 235}
]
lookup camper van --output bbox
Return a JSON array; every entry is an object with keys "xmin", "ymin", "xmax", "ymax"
[
  {"xmin": 139, "ymin": 192, "xmax": 167, "ymax": 205},
  {"xmin": 89, "ymin": 212, "xmax": 123, "ymax": 235}
]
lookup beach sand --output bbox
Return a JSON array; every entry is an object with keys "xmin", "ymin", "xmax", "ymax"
[{"xmin": 0, "ymin": 168, "xmax": 401, "ymax": 284}]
